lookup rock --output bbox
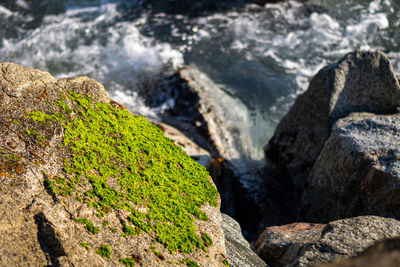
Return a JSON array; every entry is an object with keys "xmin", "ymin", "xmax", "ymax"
[
  {"xmin": 263, "ymin": 50, "xmax": 400, "ymax": 213},
  {"xmin": 255, "ymin": 216, "xmax": 400, "ymax": 266},
  {"xmin": 0, "ymin": 62, "xmax": 227, "ymax": 266},
  {"xmin": 315, "ymin": 237, "xmax": 400, "ymax": 267},
  {"xmin": 255, "ymin": 222, "xmax": 326, "ymax": 266},
  {"xmin": 221, "ymin": 213, "xmax": 267, "ymax": 267},
  {"xmin": 300, "ymin": 112, "xmax": 400, "ymax": 222}
]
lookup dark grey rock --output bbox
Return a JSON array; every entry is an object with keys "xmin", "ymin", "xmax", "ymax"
[
  {"xmin": 297, "ymin": 216, "xmax": 400, "ymax": 266},
  {"xmin": 315, "ymin": 237, "xmax": 400, "ymax": 267},
  {"xmin": 222, "ymin": 213, "xmax": 268, "ymax": 267},
  {"xmin": 300, "ymin": 113, "xmax": 400, "ymax": 222},
  {"xmin": 255, "ymin": 216, "xmax": 400, "ymax": 267},
  {"xmin": 263, "ymin": 51, "xmax": 400, "ymax": 215}
]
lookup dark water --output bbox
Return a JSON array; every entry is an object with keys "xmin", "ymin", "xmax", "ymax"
[{"xmin": 1, "ymin": 0, "xmax": 399, "ymax": 191}]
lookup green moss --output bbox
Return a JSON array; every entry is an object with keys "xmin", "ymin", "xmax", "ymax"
[
  {"xmin": 201, "ymin": 233, "xmax": 213, "ymax": 247},
  {"xmin": 23, "ymin": 128, "xmax": 46, "ymax": 147},
  {"xmin": 222, "ymin": 259, "xmax": 229, "ymax": 266},
  {"xmin": 76, "ymin": 218, "xmax": 100, "ymax": 235},
  {"xmin": 122, "ymin": 224, "xmax": 139, "ymax": 236},
  {"xmin": 150, "ymin": 245, "xmax": 160, "ymax": 256},
  {"xmin": 80, "ymin": 242, "xmax": 90, "ymax": 251},
  {"xmin": 54, "ymin": 176, "xmax": 72, "ymax": 196},
  {"xmin": 180, "ymin": 259, "xmax": 200, "ymax": 267},
  {"xmin": 96, "ymin": 244, "xmax": 111, "ymax": 258},
  {"xmin": 24, "ymin": 129, "xmax": 38, "ymax": 136},
  {"xmin": 29, "ymin": 92, "xmax": 218, "ymax": 254},
  {"xmin": 44, "ymin": 178, "xmax": 56, "ymax": 196},
  {"xmin": 102, "ymin": 220, "xmax": 109, "ymax": 227},
  {"xmin": 12, "ymin": 119, "xmax": 18, "ymax": 124},
  {"xmin": 6, "ymin": 154, "xmax": 18, "ymax": 160},
  {"xmin": 119, "ymin": 257, "xmax": 135, "ymax": 266}
]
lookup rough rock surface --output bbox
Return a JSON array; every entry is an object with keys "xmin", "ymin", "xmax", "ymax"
[
  {"xmin": 0, "ymin": 62, "xmax": 227, "ymax": 266},
  {"xmin": 255, "ymin": 222, "xmax": 326, "ymax": 266},
  {"xmin": 300, "ymin": 112, "xmax": 400, "ymax": 222},
  {"xmin": 263, "ymin": 50, "xmax": 400, "ymax": 212},
  {"xmin": 255, "ymin": 216, "xmax": 400, "ymax": 267},
  {"xmin": 154, "ymin": 122, "xmax": 213, "ymax": 170},
  {"xmin": 315, "ymin": 237, "xmax": 400, "ymax": 267},
  {"xmin": 221, "ymin": 213, "xmax": 267, "ymax": 267}
]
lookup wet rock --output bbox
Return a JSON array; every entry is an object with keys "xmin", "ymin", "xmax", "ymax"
[
  {"xmin": 263, "ymin": 50, "xmax": 400, "ymax": 217},
  {"xmin": 315, "ymin": 237, "xmax": 400, "ymax": 267},
  {"xmin": 222, "ymin": 213, "xmax": 267, "ymax": 267},
  {"xmin": 300, "ymin": 112, "xmax": 400, "ymax": 222},
  {"xmin": 0, "ymin": 62, "xmax": 227, "ymax": 266},
  {"xmin": 255, "ymin": 216, "xmax": 400, "ymax": 266}
]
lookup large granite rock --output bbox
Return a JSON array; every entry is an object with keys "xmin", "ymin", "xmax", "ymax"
[
  {"xmin": 222, "ymin": 213, "xmax": 267, "ymax": 267},
  {"xmin": 300, "ymin": 112, "xmax": 400, "ymax": 222},
  {"xmin": 315, "ymin": 237, "xmax": 400, "ymax": 267},
  {"xmin": 255, "ymin": 216, "xmax": 400, "ymax": 267},
  {"xmin": 264, "ymin": 50, "xmax": 400, "ymax": 210},
  {"xmin": 0, "ymin": 62, "xmax": 227, "ymax": 266}
]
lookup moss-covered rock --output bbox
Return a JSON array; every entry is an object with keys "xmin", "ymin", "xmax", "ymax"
[{"xmin": 0, "ymin": 62, "xmax": 227, "ymax": 266}]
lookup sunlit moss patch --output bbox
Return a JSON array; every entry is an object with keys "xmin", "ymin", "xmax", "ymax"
[
  {"xmin": 96, "ymin": 244, "xmax": 111, "ymax": 258},
  {"xmin": 76, "ymin": 218, "xmax": 100, "ymax": 235},
  {"xmin": 119, "ymin": 257, "xmax": 135, "ymax": 266},
  {"xmin": 180, "ymin": 258, "xmax": 200, "ymax": 267},
  {"xmin": 29, "ymin": 92, "xmax": 218, "ymax": 254}
]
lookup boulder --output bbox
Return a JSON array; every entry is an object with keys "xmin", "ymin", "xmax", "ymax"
[
  {"xmin": 255, "ymin": 222, "xmax": 326, "ymax": 266},
  {"xmin": 221, "ymin": 213, "xmax": 267, "ymax": 267},
  {"xmin": 255, "ymin": 216, "xmax": 400, "ymax": 266},
  {"xmin": 315, "ymin": 237, "xmax": 400, "ymax": 267},
  {"xmin": 0, "ymin": 62, "xmax": 227, "ymax": 266},
  {"xmin": 300, "ymin": 112, "xmax": 400, "ymax": 222},
  {"xmin": 264, "ymin": 50, "xmax": 400, "ymax": 210}
]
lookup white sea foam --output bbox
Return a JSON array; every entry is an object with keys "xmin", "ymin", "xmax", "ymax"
[
  {"xmin": 0, "ymin": 2, "xmax": 183, "ymax": 119},
  {"xmin": 0, "ymin": 5, "xmax": 13, "ymax": 17}
]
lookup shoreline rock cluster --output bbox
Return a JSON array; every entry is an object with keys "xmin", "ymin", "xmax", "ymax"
[
  {"xmin": 141, "ymin": 50, "xmax": 400, "ymax": 266},
  {"xmin": 257, "ymin": 50, "xmax": 400, "ymax": 266}
]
